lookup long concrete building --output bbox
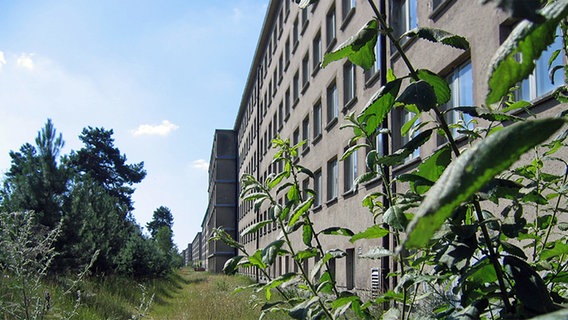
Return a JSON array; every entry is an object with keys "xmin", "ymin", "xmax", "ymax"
[{"xmin": 196, "ymin": 0, "xmax": 565, "ymax": 298}]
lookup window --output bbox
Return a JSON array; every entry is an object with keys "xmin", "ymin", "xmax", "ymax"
[
  {"xmin": 346, "ymin": 248, "xmax": 355, "ymax": 290},
  {"xmin": 391, "ymin": 0, "xmax": 417, "ymax": 39},
  {"xmin": 301, "ymin": 8, "xmax": 309, "ymax": 32},
  {"xmin": 273, "ymin": 70, "xmax": 278, "ymax": 93},
  {"xmin": 293, "ymin": 71, "xmax": 300, "ymax": 105},
  {"xmin": 285, "ymin": 88, "xmax": 291, "ymax": 119},
  {"xmin": 278, "ymin": 54, "xmax": 284, "ymax": 82},
  {"xmin": 273, "ymin": 113, "xmax": 278, "ymax": 136},
  {"xmin": 344, "ymin": 148, "xmax": 358, "ymax": 192},
  {"xmin": 293, "ymin": 17, "xmax": 300, "ymax": 49},
  {"xmin": 314, "ymin": 170, "xmax": 322, "ymax": 207},
  {"xmin": 398, "ymin": 109, "xmax": 420, "ymax": 160},
  {"xmin": 302, "ymin": 115, "xmax": 310, "ymax": 151},
  {"xmin": 302, "ymin": 53, "xmax": 310, "ymax": 89},
  {"xmin": 439, "ymin": 61, "xmax": 474, "ymax": 144},
  {"xmin": 365, "ymin": 37, "xmax": 381, "ymax": 82},
  {"xmin": 278, "ymin": 101, "xmax": 284, "ymax": 128},
  {"xmin": 313, "ymin": 100, "xmax": 322, "ymax": 139},
  {"xmin": 343, "ymin": 61, "xmax": 357, "ymax": 107},
  {"xmin": 342, "ymin": 0, "xmax": 356, "ymax": 21},
  {"xmin": 372, "ymin": 128, "xmax": 386, "ymax": 173},
  {"xmin": 432, "ymin": 0, "xmax": 444, "ymax": 10},
  {"xmin": 326, "ymin": 7, "xmax": 336, "ymax": 50},
  {"xmin": 268, "ymin": 121, "xmax": 273, "ymax": 144},
  {"xmin": 313, "ymin": 32, "xmax": 322, "ymax": 73},
  {"xmin": 302, "ymin": 178, "xmax": 310, "ymax": 203},
  {"xmin": 327, "ymin": 158, "xmax": 338, "ymax": 201},
  {"xmin": 279, "ymin": 8, "xmax": 284, "ymax": 36},
  {"xmin": 293, "ymin": 127, "xmax": 300, "ymax": 148},
  {"xmin": 285, "ymin": 38, "xmax": 291, "ymax": 69},
  {"xmin": 326, "ymin": 81, "xmax": 339, "ymax": 125},
  {"xmin": 517, "ymin": 29, "xmax": 564, "ymax": 101}
]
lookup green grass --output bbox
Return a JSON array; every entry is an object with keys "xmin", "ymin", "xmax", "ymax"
[
  {"xmin": 1, "ymin": 268, "xmax": 289, "ymax": 319},
  {"xmin": 146, "ymin": 269, "xmax": 288, "ymax": 320}
]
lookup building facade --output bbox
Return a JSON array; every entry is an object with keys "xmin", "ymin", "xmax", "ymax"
[
  {"xmin": 198, "ymin": 0, "xmax": 565, "ymax": 298},
  {"xmin": 203, "ymin": 129, "xmax": 239, "ymax": 273},
  {"xmin": 191, "ymin": 231, "xmax": 203, "ymax": 268}
]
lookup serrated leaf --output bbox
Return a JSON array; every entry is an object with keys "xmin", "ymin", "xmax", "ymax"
[
  {"xmin": 264, "ymin": 272, "xmax": 296, "ymax": 300},
  {"xmin": 249, "ymin": 250, "xmax": 268, "ymax": 269},
  {"xmin": 295, "ymin": 248, "xmax": 318, "ymax": 261},
  {"xmin": 223, "ymin": 256, "xmax": 244, "ymax": 275},
  {"xmin": 243, "ymin": 192, "xmax": 268, "ymax": 202},
  {"xmin": 360, "ymin": 247, "xmax": 394, "ymax": 259},
  {"xmin": 486, "ymin": 0, "xmax": 568, "ymax": 105},
  {"xmin": 358, "ymin": 79, "xmax": 402, "ymax": 136},
  {"xmin": 321, "ymin": 227, "xmax": 355, "ymax": 237},
  {"xmin": 350, "ymin": 225, "xmax": 389, "ymax": 243},
  {"xmin": 288, "ymin": 197, "xmax": 314, "ymax": 226},
  {"xmin": 504, "ymin": 255, "xmax": 557, "ymax": 314},
  {"xmin": 501, "ymin": 241, "xmax": 527, "ymax": 260},
  {"xmin": 417, "ymin": 69, "xmax": 451, "ymax": 105},
  {"xmin": 241, "ymin": 220, "xmax": 273, "ymax": 237},
  {"xmin": 396, "ymin": 80, "xmax": 437, "ymax": 112},
  {"xmin": 403, "ymin": 27, "xmax": 470, "ymax": 50},
  {"xmin": 262, "ymin": 240, "xmax": 285, "ymax": 266},
  {"xmin": 377, "ymin": 129, "xmax": 433, "ymax": 166},
  {"xmin": 405, "ymin": 118, "xmax": 566, "ymax": 248},
  {"xmin": 384, "ymin": 204, "xmax": 410, "ymax": 231},
  {"xmin": 410, "ymin": 145, "xmax": 451, "ymax": 194},
  {"xmin": 322, "ymin": 19, "xmax": 378, "ymax": 70},
  {"xmin": 302, "ymin": 223, "xmax": 313, "ymax": 246},
  {"xmin": 541, "ymin": 241, "xmax": 568, "ymax": 260}
]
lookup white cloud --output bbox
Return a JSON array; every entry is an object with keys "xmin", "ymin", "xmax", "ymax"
[
  {"xmin": 131, "ymin": 120, "xmax": 179, "ymax": 137},
  {"xmin": 16, "ymin": 53, "xmax": 35, "ymax": 70},
  {"xmin": 191, "ymin": 159, "xmax": 209, "ymax": 171},
  {"xmin": 0, "ymin": 52, "xmax": 6, "ymax": 68}
]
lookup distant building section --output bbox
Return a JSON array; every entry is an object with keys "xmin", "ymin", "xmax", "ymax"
[
  {"xmin": 191, "ymin": 231, "xmax": 203, "ymax": 269},
  {"xmin": 202, "ymin": 130, "xmax": 238, "ymax": 273}
]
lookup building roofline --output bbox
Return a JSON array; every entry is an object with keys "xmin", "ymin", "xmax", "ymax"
[{"xmin": 233, "ymin": 0, "xmax": 280, "ymax": 130}]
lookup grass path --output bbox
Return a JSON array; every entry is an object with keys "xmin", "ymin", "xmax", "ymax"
[{"xmin": 146, "ymin": 269, "xmax": 271, "ymax": 320}]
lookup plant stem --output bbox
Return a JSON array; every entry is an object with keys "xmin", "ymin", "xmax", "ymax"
[{"xmin": 473, "ymin": 200, "xmax": 512, "ymax": 311}]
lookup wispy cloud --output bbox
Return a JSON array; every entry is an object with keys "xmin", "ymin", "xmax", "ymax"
[
  {"xmin": 191, "ymin": 159, "xmax": 209, "ymax": 171},
  {"xmin": 16, "ymin": 53, "xmax": 35, "ymax": 70},
  {"xmin": 131, "ymin": 120, "xmax": 179, "ymax": 137}
]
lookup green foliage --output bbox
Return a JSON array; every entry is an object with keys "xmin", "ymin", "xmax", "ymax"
[
  {"xmin": 486, "ymin": 0, "xmax": 568, "ymax": 105},
  {"xmin": 0, "ymin": 120, "xmax": 175, "ymax": 279},
  {"xmin": 146, "ymin": 206, "xmax": 174, "ymax": 239},
  {"xmin": 216, "ymin": 1, "xmax": 568, "ymax": 319}
]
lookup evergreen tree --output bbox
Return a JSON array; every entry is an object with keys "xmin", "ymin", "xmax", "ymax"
[
  {"xmin": 146, "ymin": 206, "xmax": 174, "ymax": 238},
  {"xmin": 0, "ymin": 119, "xmax": 69, "ymax": 229}
]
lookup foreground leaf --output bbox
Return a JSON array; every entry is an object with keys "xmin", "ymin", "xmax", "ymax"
[
  {"xmin": 403, "ymin": 27, "xmax": 470, "ymax": 50},
  {"xmin": 350, "ymin": 225, "xmax": 389, "ymax": 243},
  {"xmin": 322, "ymin": 20, "xmax": 378, "ymax": 70},
  {"xmin": 486, "ymin": 0, "xmax": 568, "ymax": 105},
  {"xmin": 405, "ymin": 118, "xmax": 566, "ymax": 248}
]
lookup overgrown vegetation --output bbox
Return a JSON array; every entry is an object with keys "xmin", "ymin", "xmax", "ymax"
[
  {"xmin": 0, "ymin": 122, "xmax": 183, "ymax": 317},
  {"xmin": 215, "ymin": 0, "xmax": 568, "ymax": 319}
]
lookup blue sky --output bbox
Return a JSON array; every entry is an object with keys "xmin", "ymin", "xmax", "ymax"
[{"xmin": 0, "ymin": 0, "xmax": 268, "ymax": 248}]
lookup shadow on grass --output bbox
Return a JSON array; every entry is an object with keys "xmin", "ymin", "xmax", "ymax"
[{"xmin": 151, "ymin": 269, "xmax": 206, "ymax": 306}]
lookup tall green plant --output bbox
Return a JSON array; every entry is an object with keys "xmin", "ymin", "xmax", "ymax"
[{"xmin": 216, "ymin": 0, "xmax": 568, "ymax": 318}]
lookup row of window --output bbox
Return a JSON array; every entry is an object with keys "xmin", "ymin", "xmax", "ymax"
[
  {"xmin": 237, "ymin": 0, "xmax": 565, "ymax": 224},
  {"xmin": 238, "ymin": 248, "xmax": 356, "ymax": 289},
  {"xmin": 238, "ymin": 0, "xmax": 362, "ymax": 170}
]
